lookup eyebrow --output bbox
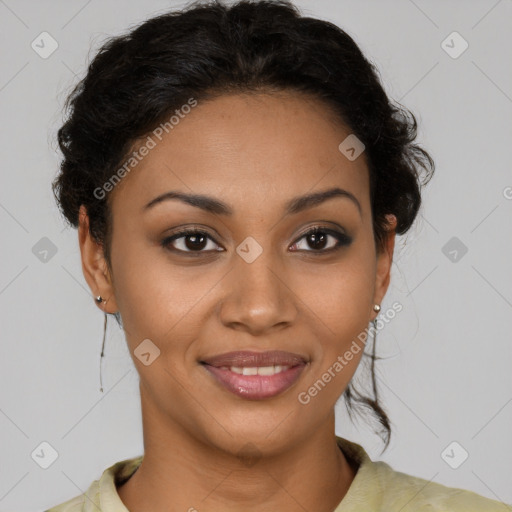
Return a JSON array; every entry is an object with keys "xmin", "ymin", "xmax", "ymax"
[{"xmin": 143, "ymin": 186, "xmax": 362, "ymax": 217}]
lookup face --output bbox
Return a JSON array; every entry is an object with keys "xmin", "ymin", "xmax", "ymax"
[{"xmin": 80, "ymin": 91, "xmax": 396, "ymax": 457}]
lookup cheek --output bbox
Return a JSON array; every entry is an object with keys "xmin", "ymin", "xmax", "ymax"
[
  {"xmin": 109, "ymin": 237, "xmax": 182, "ymax": 341},
  {"xmin": 296, "ymin": 254, "xmax": 376, "ymax": 338},
  {"xmin": 110, "ymin": 237, "xmax": 219, "ymax": 360},
  {"xmin": 293, "ymin": 251, "xmax": 376, "ymax": 395}
]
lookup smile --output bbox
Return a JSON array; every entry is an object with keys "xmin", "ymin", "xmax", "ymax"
[{"xmin": 201, "ymin": 350, "xmax": 308, "ymax": 400}]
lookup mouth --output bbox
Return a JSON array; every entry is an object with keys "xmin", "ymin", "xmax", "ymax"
[{"xmin": 200, "ymin": 350, "xmax": 308, "ymax": 400}]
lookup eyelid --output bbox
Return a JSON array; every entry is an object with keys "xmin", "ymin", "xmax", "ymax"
[{"xmin": 294, "ymin": 222, "xmax": 348, "ymax": 239}]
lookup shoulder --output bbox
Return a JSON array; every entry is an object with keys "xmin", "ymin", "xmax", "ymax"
[
  {"xmin": 44, "ymin": 478, "xmax": 99, "ymax": 512},
  {"xmin": 374, "ymin": 460, "xmax": 509, "ymax": 511},
  {"xmin": 44, "ymin": 455, "xmax": 143, "ymax": 512},
  {"xmin": 44, "ymin": 493, "xmax": 88, "ymax": 512},
  {"xmin": 336, "ymin": 437, "xmax": 511, "ymax": 512}
]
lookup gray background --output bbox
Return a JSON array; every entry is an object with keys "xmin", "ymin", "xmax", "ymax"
[{"xmin": 0, "ymin": 0, "xmax": 511, "ymax": 510}]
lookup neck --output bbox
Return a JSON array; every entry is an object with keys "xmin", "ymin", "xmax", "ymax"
[{"xmin": 118, "ymin": 389, "xmax": 356, "ymax": 512}]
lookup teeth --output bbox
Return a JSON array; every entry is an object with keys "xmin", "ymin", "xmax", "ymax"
[
  {"xmin": 257, "ymin": 366, "xmax": 275, "ymax": 376},
  {"xmin": 228, "ymin": 365, "xmax": 290, "ymax": 376}
]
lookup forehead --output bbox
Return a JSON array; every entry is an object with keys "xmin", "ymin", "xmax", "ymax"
[{"xmin": 109, "ymin": 91, "xmax": 370, "ymax": 215}]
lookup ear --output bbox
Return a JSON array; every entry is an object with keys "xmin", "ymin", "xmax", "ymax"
[
  {"xmin": 78, "ymin": 205, "xmax": 118, "ymax": 313},
  {"xmin": 372, "ymin": 214, "xmax": 397, "ymax": 320}
]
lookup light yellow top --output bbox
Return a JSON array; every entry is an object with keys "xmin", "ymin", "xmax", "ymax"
[{"xmin": 45, "ymin": 436, "xmax": 510, "ymax": 511}]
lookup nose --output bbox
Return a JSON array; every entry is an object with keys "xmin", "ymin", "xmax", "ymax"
[{"xmin": 218, "ymin": 248, "xmax": 298, "ymax": 336}]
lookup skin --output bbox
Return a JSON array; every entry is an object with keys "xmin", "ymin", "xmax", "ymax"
[{"xmin": 79, "ymin": 91, "xmax": 397, "ymax": 512}]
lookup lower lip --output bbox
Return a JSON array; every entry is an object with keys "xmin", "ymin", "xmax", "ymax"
[{"xmin": 203, "ymin": 364, "xmax": 306, "ymax": 400}]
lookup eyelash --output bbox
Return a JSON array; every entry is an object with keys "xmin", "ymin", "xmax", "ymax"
[{"xmin": 160, "ymin": 226, "xmax": 352, "ymax": 255}]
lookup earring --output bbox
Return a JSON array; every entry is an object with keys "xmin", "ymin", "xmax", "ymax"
[
  {"xmin": 95, "ymin": 295, "xmax": 108, "ymax": 393},
  {"xmin": 373, "ymin": 304, "xmax": 381, "ymax": 313},
  {"xmin": 99, "ymin": 312, "xmax": 107, "ymax": 393}
]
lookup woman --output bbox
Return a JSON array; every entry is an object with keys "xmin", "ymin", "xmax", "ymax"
[{"xmin": 46, "ymin": 0, "xmax": 508, "ymax": 510}]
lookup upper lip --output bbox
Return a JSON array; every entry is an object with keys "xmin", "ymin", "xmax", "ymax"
[{"xmin": 201, "ymin": 350, "xmax": 307, "ymax": 368}]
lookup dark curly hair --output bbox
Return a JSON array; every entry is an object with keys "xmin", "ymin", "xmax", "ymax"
[{"xmin": 52, "ymin": 0, "xmax": 435, "ymax": 451}]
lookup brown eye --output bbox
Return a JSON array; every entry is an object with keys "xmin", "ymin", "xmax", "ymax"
[
  {"xmin": 161, "ymin": 229, "xmax": 223, "ymax": 253},
  {"xmin": 290, "ymin": 227, "xmax": 352, "ymax": 253}
]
